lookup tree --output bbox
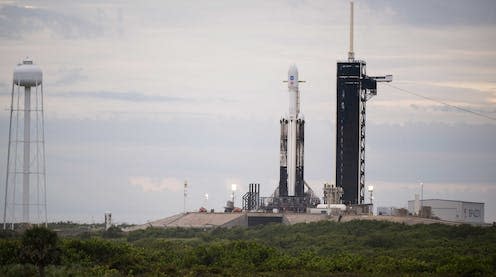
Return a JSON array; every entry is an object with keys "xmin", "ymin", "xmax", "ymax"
[{"xmin": 20, "ymin": 226, "xmax": 61, "ymax": 277}]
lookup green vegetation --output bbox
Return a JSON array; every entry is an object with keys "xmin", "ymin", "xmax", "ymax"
[
  {"xmin": 19, "ymin": 227, "xmax": 61, "ymax": 277},
  {"xmin": 1, "ymin": 220, "xmax": 495, "ymax": 276}
]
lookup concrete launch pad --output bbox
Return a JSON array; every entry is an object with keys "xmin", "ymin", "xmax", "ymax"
[
  {"xmin": 124, "ymin": 212, "xmax": 329, "ymax": 231},
  {"xmin": 123, "ymin": 212, "xmax": 475, "ymax": 232}
]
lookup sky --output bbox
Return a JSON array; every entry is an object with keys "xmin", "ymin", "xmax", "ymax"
[{"xmin": 0, "ymin": 0, "xmax": 495, "ymax": 224}]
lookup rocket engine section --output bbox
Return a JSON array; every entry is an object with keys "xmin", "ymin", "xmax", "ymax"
[{"xmin": 279, "ymin": 117, "xmax": 304, "ymax": 197}]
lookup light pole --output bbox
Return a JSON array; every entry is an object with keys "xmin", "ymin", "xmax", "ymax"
[
  {"xmin": 367, "ymin": 185, "xmax": 374, "ymax": 215},
  {"xmin": 183, "ymin": 180, "xmax": 188, "ymax": 213},
  {"xmin": 231, "ymin": 184, "xmax": 237, "ymax": 206},
  {"xmin": 420, "ymin": 182, "xmax": 424, "ymax": 217}
]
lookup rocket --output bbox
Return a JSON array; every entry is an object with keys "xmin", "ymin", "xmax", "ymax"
[{"xmin": 279, "ymin": 65, "xmax": 305, "ymax": 197}]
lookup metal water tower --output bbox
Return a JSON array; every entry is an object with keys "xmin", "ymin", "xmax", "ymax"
[{"xmin": 2, "ymin": 58, "xmax": 47, "ymax": 229}]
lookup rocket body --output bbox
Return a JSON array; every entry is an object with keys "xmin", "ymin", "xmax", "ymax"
[
  {"xmin": 279, "ymin": 65, "xmax": 305, "ymax": 197},
  {"xmin": 287, "ymin": 65, "xmax": 298, "ymax": 196}
]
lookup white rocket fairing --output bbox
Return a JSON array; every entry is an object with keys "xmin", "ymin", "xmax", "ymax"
[{"xmin": 287, "ymin": 64, "xmax": 300, "ymax": 117}]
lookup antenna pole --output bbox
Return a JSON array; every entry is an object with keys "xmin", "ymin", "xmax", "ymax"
[
  {"xmin": 348, "ymin": 1, "xmax": 355, "ymax": 61},
  {"xmin": 183, "ymin": 180, "xmax": 187, "ymax": 213}
]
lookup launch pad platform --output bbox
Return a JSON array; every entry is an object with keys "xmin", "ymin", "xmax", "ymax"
[
  {"xmin": 124, "ymin": 212, "xmax": 329, "ymax": 231},
  {"xmin": 123, "ymin": 212, "xmax": 472, "ymax": 232}
]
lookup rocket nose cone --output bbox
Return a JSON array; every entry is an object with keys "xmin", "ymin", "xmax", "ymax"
[
  {"xmin": 288, "ymin": 64, "xmax": 298, "ymax": 75},
  {"xmin": 288, "ymin": 64, "xmax": 298, "ymax": 86}
]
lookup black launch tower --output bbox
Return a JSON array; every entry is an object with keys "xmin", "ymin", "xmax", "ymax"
[{"xmin": 335, "ymin": 2, "xmax": 391, "ymax": 204}]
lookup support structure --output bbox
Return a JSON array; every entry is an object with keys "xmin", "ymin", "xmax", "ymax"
[
  {"xmin": 23, "ymin": 86, "xmax": 31, "ymax": 222},
  {"xmin": 335, "ymin": 2, "xmax": 392, "ymax": 204},
  {"xmin": 3, "ymin": 58, "xmax": 47, "ymax": 229},
  {"xmin": 242, "ymin": 183, "xmax": 260, "ymax": 211}
]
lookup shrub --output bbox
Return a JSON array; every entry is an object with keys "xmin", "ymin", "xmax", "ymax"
[{"xmin": 20, "ymin": 227, "xmax": 61, "ymax": 277}]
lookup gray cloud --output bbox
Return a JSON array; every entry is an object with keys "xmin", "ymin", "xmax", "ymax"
[
  {"xmin": 409, "ymin": 103, "xmax": 496, "ymax": 115},
  {"xmin": 367, "ymin": 122, "xmax": 496, "ymax": 183},
  {"xmin": 54, "ymin": 67, "xmax": 88, "ymax": 85},
  {"xmin": 0, "ymin": 4, "xmax": 103, "ymax": 39},
  {"xmin": 430, "ymin": 105, "xmax": 496, "ymax": 115},
  {"xmin": 361, "ymin": 0, "xmax": 496, "ymax": 26},
  {"xmin": 0, "ymin": 82, "xmax": 8, "ymax": 95},
  {"xmin": 55, "ymin": 90, "xmax": 190, "ymax": 103},
  {"xmin": 50, "ymin": 90, "xmax": 237, "ymax": 105}
]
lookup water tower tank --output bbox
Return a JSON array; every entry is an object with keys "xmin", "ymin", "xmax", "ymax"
[{"xmin": 13, "ymin": 58, "xmax": 42, "ymax": 87}]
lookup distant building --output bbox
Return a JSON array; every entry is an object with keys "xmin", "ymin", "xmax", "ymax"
[{"xmin": 407, "ymin": 199, "xmax": 484, "ymax": 224}]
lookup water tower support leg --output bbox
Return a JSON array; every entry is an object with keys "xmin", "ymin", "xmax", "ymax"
[{"xmin": 22, "ymin": 86, "xmax": 31, "ymax": 223}]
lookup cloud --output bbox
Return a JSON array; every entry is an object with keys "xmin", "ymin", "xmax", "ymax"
[
  {"xmin": 54, "ymin": 67, "xmax": 88, "ymax": 85},
  {"xmin": 424, "ymin": 81, "xmax": 496, "ymax": 94},
  {"xmin": 0, "ymin": 82, "xmax": 8, "ymax": 95},
  {"xmin": 55, "ymin": 90, "xmax": 189, "ymax": 103},
  {"xmin": 129, "ymin": 177, "xmax": 183, "ymax": 192},
  {"xmin": 361, "ymin": 0, "xmax": 496, "ymax": 26},
  {"xmin": 374, "ymin": 181, "xmax": 496, "ymax": 193},
  {"xmin": 409, "ymin": 103, "xmax": 496, "ymax": 115},
  {"xmin": 0, "ymin": 4, "xmax": 103, "ymax": 39}
]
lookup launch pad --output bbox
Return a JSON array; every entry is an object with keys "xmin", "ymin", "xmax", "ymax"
[
  {"xmin": 242, "ymin": 184, "xmax": 320, "ymax": 213},
  {"xmin": 241, "ymin": 2, "xmax": 390, "ymax": 213},
  {"xmin": 242, "ymin": 65, "xmax": 321, "ymax": 213}
]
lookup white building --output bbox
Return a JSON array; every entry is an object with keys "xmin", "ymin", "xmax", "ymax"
[{"xmin": 407, "ymin": 199, "xmax": 484, "ymax": 224}]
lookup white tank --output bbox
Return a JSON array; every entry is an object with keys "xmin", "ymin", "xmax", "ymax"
[
  {"xmin": 316, "ymin": 204, "xmax": 347, "ymax": 210},
  {"xmin": 13, "ymin": 58, "xmax": 42, "ymax": 87}
]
